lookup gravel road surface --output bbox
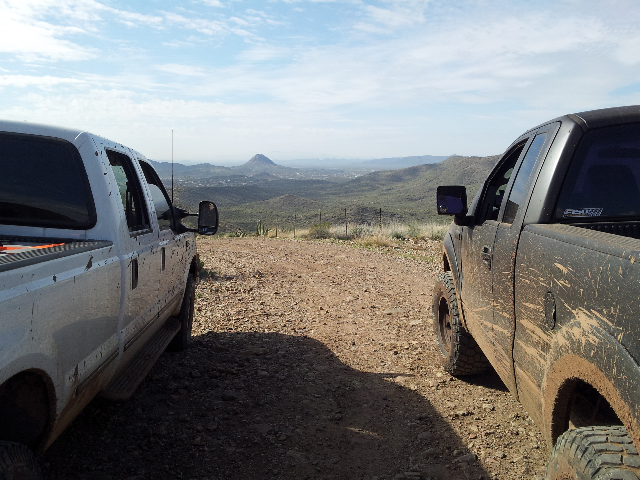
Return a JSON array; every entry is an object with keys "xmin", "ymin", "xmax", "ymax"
[{"xmin": 42, "ymin": 237, "xmax": 548, "ymax": 480}]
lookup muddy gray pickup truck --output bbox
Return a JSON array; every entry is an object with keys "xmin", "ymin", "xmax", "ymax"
[
  {"xmin": 434, "ymin": 105, "xmax": 640, "ymax": 479},
  {"xmin": 0, "ymin": 120, "xmax": 218, "ymax": 478}
]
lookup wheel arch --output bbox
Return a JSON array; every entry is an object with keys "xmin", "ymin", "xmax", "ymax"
[
  {"xmin": 0, "ymin": 368, "xmax": 56, "ymax": 453},
  {"xmin": 542, "ymin": 319, "xmax": 640, "ymax": 453}
]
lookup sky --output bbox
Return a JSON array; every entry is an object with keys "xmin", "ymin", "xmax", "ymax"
[{"xmin": 2, "ymin": 0, "xmax": 640, "ymax": 165}]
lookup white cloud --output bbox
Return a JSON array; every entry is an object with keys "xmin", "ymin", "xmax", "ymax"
[
  {"xmin": 0, "ymin": 0, "xmax": 164, "ymax": 61},
  {"xmin": 154, "ymin": 64, "xmax": 207, "ymax": 77}
]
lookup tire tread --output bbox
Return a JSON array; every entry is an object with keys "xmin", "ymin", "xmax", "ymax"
[
  {"xmin": 0, "ymin": 441, "xmax": 40, "ymax": 480},
  {"xmin": 432, "ymin": 272, "xmax": 489, "ymax": 376},
  {"xmin": 546, "ymin": 426, "xmax": 640, "ymax": 480}
]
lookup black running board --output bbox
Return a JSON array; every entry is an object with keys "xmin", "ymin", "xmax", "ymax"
[{"xmin": 100, "ymin": 318, "xmax": 181, "ymax": 401}]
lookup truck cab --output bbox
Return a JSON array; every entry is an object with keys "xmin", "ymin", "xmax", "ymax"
[{"xmin": 0, "ymin": 120, "xmax": 218, "ymax": 477}]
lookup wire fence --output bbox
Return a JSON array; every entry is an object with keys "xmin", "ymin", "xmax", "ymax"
[{"xmin": 220, "ymin": 207, "xmax": 449, "ymax": 241}]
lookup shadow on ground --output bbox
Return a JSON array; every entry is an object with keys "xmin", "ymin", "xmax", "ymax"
[
  {"xmin": 457, "ymin": 369, "xmax": 509, "ymax": 393},
  {"xmin": 41, "ymin": 332, "xmax": 491, "ymax": 480}
]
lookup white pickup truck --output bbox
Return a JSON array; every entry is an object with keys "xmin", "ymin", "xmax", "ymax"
[{"xmin": 0, "ymin": 120, "xmax": 218, "ymax": 478}]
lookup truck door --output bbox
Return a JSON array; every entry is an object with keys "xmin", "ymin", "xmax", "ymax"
[
  {"xmin": 461, "ymin": 140, "xmax": 527, "ymax": 385},
  {"xmin": 104, "ymin": 148, "xmax": 159, "ymax": 345},
  {"xmin": 490, "ymin": 126, "xmax": 557, "ymax": 396},
  {"xmin": 138, "ymin": 160, "xmax": 184, "ymax": 317}
]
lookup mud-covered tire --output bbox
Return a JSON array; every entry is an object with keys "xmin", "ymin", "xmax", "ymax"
[
  {"xmin": 0, "ymin": 441, "xmax": 41, "ymax": 480},
  {"xmin": 432, "ymin": 271, "xmax": 489, "ymax": 375},
  {"xmin": 546, "ymin": 426, "xmax": 640, "ymax": 479},
  {"xmin": 167, "ymin": 275, "xmax": 196, "ymax": 352}
]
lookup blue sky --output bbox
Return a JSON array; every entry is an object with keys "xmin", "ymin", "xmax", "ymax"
[{"xmin": 2, "ymin": 0, "xmax": 640, "ymax": 165}]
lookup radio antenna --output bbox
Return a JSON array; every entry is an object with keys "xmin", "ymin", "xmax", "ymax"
[{"xmin": 171, "ymin": 129, "xmax": 174, "ymax": 203}]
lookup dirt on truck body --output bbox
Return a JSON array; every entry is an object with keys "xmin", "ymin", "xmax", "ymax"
[{"xmin": 435, "ymin": 105, "xmax": 640, "ymax": 479}]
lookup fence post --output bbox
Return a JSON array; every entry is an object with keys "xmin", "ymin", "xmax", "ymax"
[
  {"xmin": 294, "ymin": 213, "xmax": 296, "ymax": 239},
  {"xmin": 344, "ymin": 208, "xmax": 347, "ymax": 237},
  {"xmin": 379, "ymin": 208, "xmax": 382, "ymax": 233},
  {"xmin": 319, "ymin": 210, "xmax": 322, "ymax": 223}
]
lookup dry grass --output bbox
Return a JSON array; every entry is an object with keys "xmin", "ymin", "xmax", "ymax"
[
  {"xmin": 353, "ymin": 234, "xmax": 393, "ymax": 247},
  {"xmin": 220, "ymin": 221, "xmax": 450, "ymax": 242}
]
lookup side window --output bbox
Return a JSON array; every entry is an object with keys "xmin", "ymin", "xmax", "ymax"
[
  {"xmin": 502, "ymin": 133, "xmax": 548, "ymax": 224},
  {"xmin": 555, "ymin": 123, "xmax": 640, "ymax": 221},
  {"xmin": 479, "ymin": 141, "xmax": 527, "ymax": 222},
  {"xmin": 106, "ymin": 149, "xmax": 150, "ymax": 233},
  {"xmin": 139, "ymin": 161, "xmax": 173, "ymax": 231}
]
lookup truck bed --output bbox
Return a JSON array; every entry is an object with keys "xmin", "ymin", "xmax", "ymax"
[{"xmin": 0, "ymin": 237, "xmax": 113, "ymax": 273}]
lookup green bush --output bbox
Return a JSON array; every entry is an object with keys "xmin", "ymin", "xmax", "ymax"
[
  {"xmin": 256, "ymin": 220, "xmax": 268, "ymax": 237},
  {"xmin": 307, "ymin": 222, "xmax": 331, "ymax": 239},
  {"xmin": 407, "ymin": 223, "xmax": 421, "ymax": 239}
]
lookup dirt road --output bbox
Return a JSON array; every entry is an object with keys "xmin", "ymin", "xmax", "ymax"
[{"xmin": 42, "ymin": 237, "xmax": 547, "ymax": 480}]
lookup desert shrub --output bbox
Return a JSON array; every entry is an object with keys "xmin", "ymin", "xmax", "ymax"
[
  {"xmin": 391, "ymin": 231, "xmax": 404, "ymax": 240},
  {"xmin": 423, "ymin": 222, "xmax": 449, "ymax": 241},
  {"xmin": 307, "ymin": 222, "xmax": 332, "ymax": 239},
  {"xmin": 350, "ymin": 225, "xmax": 366, "ymax": 238},
  {"xmin": 407, "ymin": 223, "xmax": 421, "ymax": 239},
  {"xmin": 356, "ymin": 234, "xmax": 392, "ymax": 247},
  {"xmin": 256, "ymin": 220, "xmax": 268, "ymax": 236}
]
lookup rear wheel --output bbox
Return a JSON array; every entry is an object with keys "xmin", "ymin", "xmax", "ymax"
[
  {"xmin": 432, "ymin": 272, "xmax": 489, "ymax": 375},
  {"xmin": 546, "ymin": 426, "xmax": 640, "ymax": 479},
  {"xmin": 0, "ymin": 441, "xmax": 41, "ymax": 480},
  {"xmin": 167, "ymin": 275, "xmax": 196, "ymax": 352}
]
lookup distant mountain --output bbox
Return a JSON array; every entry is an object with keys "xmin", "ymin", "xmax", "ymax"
[
  {"xmin": 149, "ymin": 153, "xmax": 453, "ymax": 181},
  {"xmin": 175, "ymin": 153, "xmax": 500, "ymax": 233},
  {"xmin": 232, "ymin": 154, "xmax": 298, "ymax": 176},
  {"xmin": 358, "ymin": 155, "xmax": 449, "ymax": 170},
  {"xmin": 246, "ymin": 154, "xmax": 276, "ymax": 166},
  {"xmin": 275, "ymin": 154, "xmax": 451, "ymax": 169},
  {"xmin": 147, "ymin": 159, "xmax": 231, "ymax": 180}
]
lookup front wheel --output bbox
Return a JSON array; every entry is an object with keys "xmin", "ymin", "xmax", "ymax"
[
  {"xmin": 546, "ymin": 426, "xmax": 640, "ymax": 479},
  {"xmin": 432, "ymin": 271, "xmax": 488, "ymax": 375},
  {"xmin": 0, "ymin": 441, "xmax": 41, "ymax": 480},
  {"xmin": 167, "ymin": 275, "xmax": 196, "ymax": 352}
]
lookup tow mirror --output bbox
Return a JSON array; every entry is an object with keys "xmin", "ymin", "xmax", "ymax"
[
  {"xmin": 198, "ymin": 201, "xmax": 219, "ymax": 235},
  {"xmin": 437, "ymin": 186, "xmax": 467, "ymax": 215}
]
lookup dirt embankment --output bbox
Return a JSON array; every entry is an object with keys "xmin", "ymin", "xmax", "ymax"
[{"xmin": 42, "ymin": 237, "xmax": 547, "ymax": 480}]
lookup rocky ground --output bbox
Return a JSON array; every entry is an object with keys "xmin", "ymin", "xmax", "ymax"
[{"xmin": 42, "ymin": 237, "xmax": 548, "ymax": 480}]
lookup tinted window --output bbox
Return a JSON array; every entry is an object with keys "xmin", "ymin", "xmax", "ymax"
[
  {"xmin": 555, "ymin": 124, "xmax": 640, "ymax": 220},
  {"xmin": 479, "ymin": 142, "xmax": 526, "ymax": 222},
  {"xmin": 106, "ymin": 150, "xmax": 150, "ymax": 233},
  {"xmin": 0, "ymin": 133, "xmax": 95, "ymax": 229},
  {"xmin": 503, "ymin": 133, "xmax": 547, "ymax": 224},
  {"xmin": 139, "ymin": 161, "xmax": 173, "ymax": 231}
]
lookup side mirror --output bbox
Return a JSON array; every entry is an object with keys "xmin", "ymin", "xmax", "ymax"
[
  {"xmin": 198, "ymin": 201, "xmax": 219, "ymax": 235},
  {"xmin": 437, "ymin": 186, "xmax": 467, "ymax": 216}
]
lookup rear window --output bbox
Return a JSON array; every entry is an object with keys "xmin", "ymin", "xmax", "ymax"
[
  {"xmin": 555, "ymin": 123, "xmax": 640, "ymax": 221},
  {"xmin": 0, "ymin": 133, "xmax": 96, "ymax": 229}
]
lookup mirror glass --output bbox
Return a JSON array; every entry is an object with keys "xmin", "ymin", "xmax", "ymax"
[
  {"xmin": 438, "ymin": 195, "xmax": 465, "ymax": 214},
  {"xmin": 198, "ymin": 201, "xmax": 219, "ymax": 235},
  {"xmin": 436, "ymin": 186, "xmax": 467, "ymax": 215}
]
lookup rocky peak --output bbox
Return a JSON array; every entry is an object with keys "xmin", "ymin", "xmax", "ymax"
[{"xmin": 246, "ymin": 154, "xmax": 276, "ymax": 166}]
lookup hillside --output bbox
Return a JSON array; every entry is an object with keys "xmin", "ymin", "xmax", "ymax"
[{"xmin": 174, "ymin": 154, "xmax": 499, "ymax": 233}]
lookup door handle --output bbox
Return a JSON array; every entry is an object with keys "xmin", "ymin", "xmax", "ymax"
[
  {"xmin": 481, "ymin": 246, "xmax": 492, "ymax": 269},
  {"xmin": 132, "ymin": 258, "xmax": 139, "ymax": 289}
]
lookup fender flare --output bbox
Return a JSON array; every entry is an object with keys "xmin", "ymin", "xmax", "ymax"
[
  {"xmin": 542, "ymin": 316, "xmax": 640, "ymax": 452},
  {"xmin": 442, "ymin": 232, "xmax": 466, "ymax": 327}
]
